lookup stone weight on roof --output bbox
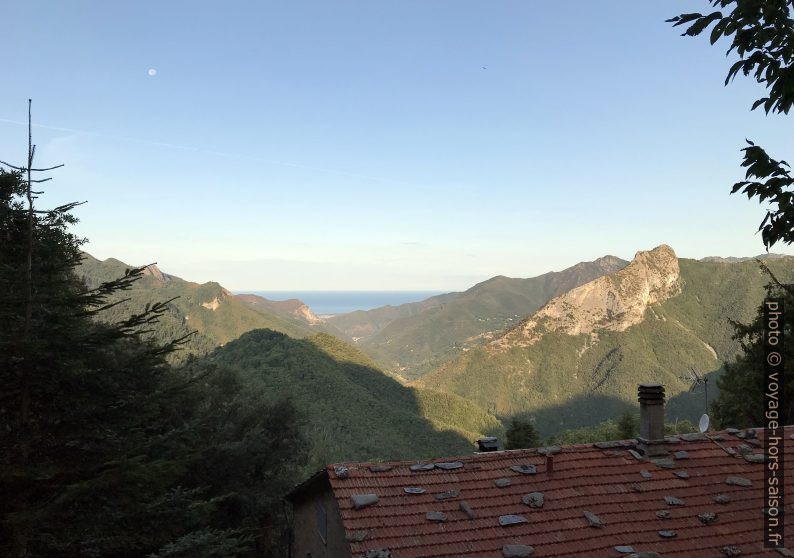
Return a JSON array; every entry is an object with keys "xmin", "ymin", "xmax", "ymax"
[
  {"xmin": 583, "ymin": 510, "xmax": 604, "ymax": 528},
  {"xmin": 351, "ymin": 494, "xmax": 378, "ymax": 509},
  {"xmin": 522, "ymin": 492, "xmax": 544, "ymax": 508},
  {"xmin": 502, "ymin": 544, "xmax": 534, "ymax": 557},
  {"xmin": 510, "ymin": 464, "xmax": 536, "ymax": 475},
  {"xmin": 498, "ymin": 514, "xmax": 528, "ymax": 526},
  {"xmin": 304, "ymin": 426, "xmax": 794, "ymax": 558}
]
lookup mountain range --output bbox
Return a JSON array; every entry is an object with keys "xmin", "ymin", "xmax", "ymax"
[
  {"xmin": 78, "ymin": 247, "xmax": 794, "ymax": 451},
  {"xmin": 417, "ymin": 245, "xmax": 794, "ymax": 434},
  {"xmin": 330, "ymin": 255, "xmax": 628, "ymax": 379}
]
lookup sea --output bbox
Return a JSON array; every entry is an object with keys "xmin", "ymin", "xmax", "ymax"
[{"xmin": 240, "ymin": 291, "xmax": 445, "ymax": 316}]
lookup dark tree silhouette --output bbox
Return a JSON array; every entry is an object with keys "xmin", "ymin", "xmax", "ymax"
[{"xmin": 668, "ymin": 1, "xmax": 794, "ymax": 249}]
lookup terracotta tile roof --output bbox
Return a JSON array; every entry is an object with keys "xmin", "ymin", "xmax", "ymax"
[{"xmin": 322, "ymin": 427, "xmax": 794, "ymax": 557}]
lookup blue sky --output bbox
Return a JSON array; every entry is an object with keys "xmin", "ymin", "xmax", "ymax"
[{"xmin": 2, "ymin": 1, "xmax": 792, "ymax": 290}]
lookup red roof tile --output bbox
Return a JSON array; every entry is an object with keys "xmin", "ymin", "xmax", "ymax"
[{"xmin": 321, "ymin": 428, "xmax": 794, "ymax": 557}]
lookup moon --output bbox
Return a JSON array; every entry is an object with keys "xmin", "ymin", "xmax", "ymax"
[{"xmin": 147, "ymin": 68, "xmax": 157, "ymax": 76}]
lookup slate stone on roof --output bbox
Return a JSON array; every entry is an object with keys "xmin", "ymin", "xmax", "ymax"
[
  {"xmin": 435, "ymin": 461, "xmax": 464, "ymax": 470},
  {"xmin": 522, "ymin": 492, "xmax": 544, "ymax": 508},
  {"xmin": 725, "ymin": 476, "xmax": 752, "ymax": 487},
  {"xmin": 499, "ymin": 514, "xmax": 529, "ymax": 526},
  {"xmin": 583, "ymin": 510, "xmax": 604, "ymax": 528},
  {"xmin": 351, "ymin": 494, "xmax": 378, "ymax": 509},
  {"xmin": 510, "ymin": 464, "xmax": 536, "ymax": 475},
  {"xmin": 721, "ymin": 546, "xmax": 742, "ymax": 556},
  {"xmin": 680, "ymin": 432, "xmax": 707, "ymax": 442},
  {"xmin": 434, "ymin": 489, "xmax": 460, "ymax": 501},
  {"xmin": 334, "ymin": 465, "xmax": 349, "ymax": 479},
  {"xmin": 494, "ymin": 478, "xmax": 512, "ymax": 488},
  {"xmin": 538, "ymin": 446, "xmax": 560, "ymax": 455},
  {"xmin": 459, "ymin": 500, "xmax": 476, "ymax": 519},
  {"xmin": 346, "ymin": 530, "xmax": 369, "ymax": 542},
  {"xmin": 426, "ymin": 511, "xmax": 446, "ymax": 522},
  {"xmin": 502, "ymin": 544, "xmax": 534, "ymax": 557},
  {"xmin": 316, "ymin": 426, "xmax": 794, "ymax": 558},
  {"xmin": 652, "ymin": 457, "xmax": 675, "ymax": 469},
  {"xmin": 698, "ymin": 512, "xmax": 717, "ymax": 525},
  {"xmin": 744, "ymin": 453, "xmax": 766, "ymax": 463}
]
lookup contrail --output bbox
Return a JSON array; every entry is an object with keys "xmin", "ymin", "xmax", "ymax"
[{"xmin": 0, "ymin": 117, "xmax": 403, "ymax": 186}]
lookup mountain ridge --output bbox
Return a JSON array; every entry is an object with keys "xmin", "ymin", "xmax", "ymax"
[
  {"xmin": 417, "ymin": 249, "xmax": 794, "ymax": 435},
  {"xmin": 348, "ymin": 253, "xmax": 630, "ymax": 379},
  {"xmin": 491, "ymin": 245, "xmax": 680, "ymax": 350}
]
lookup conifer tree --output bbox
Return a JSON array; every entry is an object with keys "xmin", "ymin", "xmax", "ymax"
[
  {"xmin": 616, "ymin": 412, "xmax": 638, "ymax": 440},
  {"xmin": 0, "ymin": 104, "xmax": 306, "ymax": 557},
  {"xmin": 505, "ymin": 418, "xmax": 540, "ymax": 450},
  {"xmin": 711, "ymin": 264, "xmax": 794, "ymax": 428}
]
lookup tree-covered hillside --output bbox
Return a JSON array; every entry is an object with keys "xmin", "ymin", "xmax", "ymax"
[
  {"xmin": 79, "ymin": 253, "xmax": 314, "ymax": 358},
  {"xmin": 418, "ymin": 256, "xmax": 794, "ymax": 437},
  {"xmin": 204, "ymin": 330, "xmax": 502, "ymax": 467},
  {"xmin": 354, "ymin": 255, "xmax": 627, "ymax": 379},
  {"xmin": 1, "ymin": 163, "xmax": 308, "ymax": 557}
]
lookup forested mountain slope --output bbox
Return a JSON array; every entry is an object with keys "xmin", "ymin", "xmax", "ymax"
[
  {"xmin": 418, "ymin": 246, "xmax": 794, "ymax": 436},
  {"xmin": 352, "ymin": 255, "xmax": 628, "ymax": 379},
  {"xmin": 204, "ymin": 330, "xmax": 502, "ymax": 466},
  {"xmin": 79, "ymin": 254, "xmax": 314, "ymax": 357}
]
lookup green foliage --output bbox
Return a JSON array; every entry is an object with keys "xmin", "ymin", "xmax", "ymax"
[
  {"xmin": 550, "ymin": 417, "xmax": 696, "ymax": 445},
  {"xmin": 420, "ymin": 257, "xmax": 794, "ymax": 437},
  {"xmin": 732, "ymin": 141, "xmax": 794, "ymax": 249},
  {"xmin": 668, "ymin": 1, "xmax": 794, "ymax": 248},
  {"xmin": 0, "ymin": 163, "xmax": 307, "ymax": 557},
  {"xmin": 505, "ymin": 419, "xmax": 540, "ymax": 450},
  {"xmin": 617, "ymin": 412, "xmax": 638, "ymax": 439},
  {"xmin": 357, "ymin": 257, "xmax": 627, "ymax": 379},
  {"xmin": 549, "ymin": 419, "xmax": 623, "ymax": 445},
  {"xmin": 668, "ymin": 1, "xmax": 794, "ymax": 116},
  {"xmin": 712, "ymin": 264, "xmax": 794, "ymax": 428},
  {"xmin": 203, "ymin": 329, "xmax": 501, "ymax": 466},
  {"xmin": 78, "ymin": 253, "xmax": 313, "ymax": 362}
]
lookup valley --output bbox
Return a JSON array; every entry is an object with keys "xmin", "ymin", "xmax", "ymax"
[{"xmin": 79, "ymin": 246, "xmax": 794, "ymax": 447}]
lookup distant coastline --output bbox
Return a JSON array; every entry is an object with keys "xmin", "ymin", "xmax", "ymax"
[{"xmin": 236, "ymin": 291, "xmax": 446, "ymax": 316}]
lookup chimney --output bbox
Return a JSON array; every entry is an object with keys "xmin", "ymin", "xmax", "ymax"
[
  {"xmin": 477, "ymin": 437, "xmax": 498, "ymax": 452},
  {"xmin": 637, "ymin": 383, "xmax": 667, "ymax": 456}
]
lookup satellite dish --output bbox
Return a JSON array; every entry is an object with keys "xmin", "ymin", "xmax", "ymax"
[{"xmin": 698, "ymin": 413, "xmax": 710, "ymax": 433}]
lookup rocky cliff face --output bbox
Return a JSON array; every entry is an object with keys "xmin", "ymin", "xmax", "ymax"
[
  {"xmin": 491, "ymin": 245, "xmax": 681, "ymax": 349},
  {"xmin": 293, "ymin": 303, "xmax": 323, "ymax": 325},
  {"xmin": 141, "ymin": 264, "xmax": 176, "ymax": 282},
  {"xmin": 234, "ymin": 294, "xmax": 325, "ymax": 326}
]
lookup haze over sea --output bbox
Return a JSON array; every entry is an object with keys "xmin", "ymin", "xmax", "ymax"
[{"xmin": 240, "ymin": 291, "xmax": 445, "ymax": 316}]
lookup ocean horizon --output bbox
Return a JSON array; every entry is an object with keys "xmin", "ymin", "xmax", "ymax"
[{"xmin": 236, "ymin": 290, "xmax": 447, "ymax": 316}]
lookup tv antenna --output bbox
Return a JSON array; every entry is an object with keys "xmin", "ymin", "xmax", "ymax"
[{"xmin": 680, "ymin": 367, "xmax": 708, "ymax": 412}]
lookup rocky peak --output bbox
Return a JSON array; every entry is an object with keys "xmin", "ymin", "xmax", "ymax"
[
  {"xmin": 294, "ymin": 303, "xmax": 323, "ymax": 325},
  {"xmin": 593, "ymin": 255, "xmax": 627, "ymax": 272},
  {"xmin": 491, "ymin": 245, "xmax": 681, "ymax": 349},
  {"xmin": 141, "ymin": 264, "xmax": 172, "ymax": 283}
]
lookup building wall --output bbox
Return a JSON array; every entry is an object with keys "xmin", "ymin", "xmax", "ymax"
[{"xmin": 291, "ymin": 487, "xmax": 351, "ymax": 558}]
